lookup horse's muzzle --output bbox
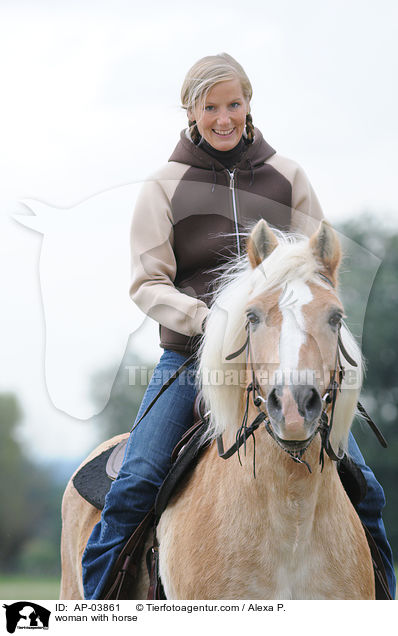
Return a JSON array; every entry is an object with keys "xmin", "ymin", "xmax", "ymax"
[{"xmin": 267, "ymin": 384, "xmax": 322, "ymax": 441}]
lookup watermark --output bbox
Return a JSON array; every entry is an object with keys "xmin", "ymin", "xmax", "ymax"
[{"xmin": 125, "ymin": 365, "xmax": 361, "ymax": 389}]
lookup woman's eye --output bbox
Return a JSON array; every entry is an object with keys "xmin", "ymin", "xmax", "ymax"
[
  {"xmin": 230, "ymin": 102, "xmax": 241, "ymax": 108},
  {"xmin": 205, "ymin": 105, "xmax": 214, "ymax": 111}
]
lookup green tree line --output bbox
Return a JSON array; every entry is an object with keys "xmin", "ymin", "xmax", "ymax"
[
  {"xmin": 0, "ymin": 394, "xmax": 62, "ymax": 575},
  {"xmin": 337, "ymin": 216, "xmax": 398, "ymax": 555}
]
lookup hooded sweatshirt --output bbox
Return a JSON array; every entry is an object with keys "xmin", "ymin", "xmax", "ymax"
[{"xmin": 129, "ymin": 128, "xmax": 324, "ymax": 354}]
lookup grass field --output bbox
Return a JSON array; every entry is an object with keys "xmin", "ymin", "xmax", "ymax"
[
  {"xmin": 0, "ymin": 576, "xmax": 60, "ymax": 600},
  {"xmin": 0, "ymin": 570, "xmax": 396, "ymax": 600}
]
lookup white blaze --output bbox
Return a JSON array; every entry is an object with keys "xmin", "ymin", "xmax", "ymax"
[{"xmin": 278, "ymin": 280, "xmax": 313, "ymax": 377}]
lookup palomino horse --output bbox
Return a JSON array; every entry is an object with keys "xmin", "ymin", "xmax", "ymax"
[{"xmin": 61, "ymin": 219, "xmax": 375, "ymax": 599}]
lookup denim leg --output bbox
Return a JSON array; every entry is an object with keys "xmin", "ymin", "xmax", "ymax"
[
  {"xmin": 82, "ymin": 350, "xmax": 198, "ymax": 599},
  {"xmin": 348, "ymin": 432, "xmax": 396, "ymax": 598}
]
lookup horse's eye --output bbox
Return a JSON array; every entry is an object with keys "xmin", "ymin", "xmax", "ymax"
[
  {"xmin": 329, "ymin": 312, "xmax": 343, "ymax": 330},
  {"xmin": 247, "ymin": 310, "xmax": 260, "ymax": 326}
]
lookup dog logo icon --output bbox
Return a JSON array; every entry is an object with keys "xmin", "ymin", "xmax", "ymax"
[{"xmin": 2, "ymin": 602, "xmax": 51, "ymax": 633}]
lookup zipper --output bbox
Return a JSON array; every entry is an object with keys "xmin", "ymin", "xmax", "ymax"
[{"xmin": 228, "ymin": 169, "xmax": 241, "ymax": 255}]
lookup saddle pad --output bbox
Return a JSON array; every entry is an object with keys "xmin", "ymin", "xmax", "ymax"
[
  {"xmin": 72, "ymin": 422, "xmax": 208, "ymax": 512},
  {"xmin": 73, "ymin": 445, "xmax": 117, "ymax": 510},
  {"xmin": 73, "ymin": 394, "xmax": 207, "ymax": 511}
]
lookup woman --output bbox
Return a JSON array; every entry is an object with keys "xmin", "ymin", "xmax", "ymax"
[{"xmin": 82, "ymin": 53, "xmax": 395, "ymax": 599}]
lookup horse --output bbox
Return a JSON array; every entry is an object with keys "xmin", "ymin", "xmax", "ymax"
[{"xmin": 60, "ymin": 219, "xmax": 375, "ymax": 599}]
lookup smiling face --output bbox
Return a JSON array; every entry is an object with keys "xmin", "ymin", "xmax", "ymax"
[{"xmin": 189, "ymin": 78, "xmax": 249, "ymax": 151}]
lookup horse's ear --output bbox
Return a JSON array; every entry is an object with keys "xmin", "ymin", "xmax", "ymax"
[
  {"xmin": 309, "ymin": 220, "xmax": 341, "ymax": 283},
  {"xmin": 247, "ymin": 220, "xmax": 279, "ymax": 268}
]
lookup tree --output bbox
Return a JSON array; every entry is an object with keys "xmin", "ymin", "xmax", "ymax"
[
  {"xmin": 0, "ymin": 393, "xmax": 62, "ymax": 574},
  {"xmin": 337, "ymin": 216, "xmax": 398, "ymax": 557}
]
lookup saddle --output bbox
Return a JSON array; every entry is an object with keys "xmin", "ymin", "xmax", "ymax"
[{"xmin": 73, "ymin": 394, "xmax": 391, "ymax": 600}]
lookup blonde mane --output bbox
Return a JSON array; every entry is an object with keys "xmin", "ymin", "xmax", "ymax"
[{"xmin": 198, "ymin": 230, "xmax": 363, "ymax": 456}]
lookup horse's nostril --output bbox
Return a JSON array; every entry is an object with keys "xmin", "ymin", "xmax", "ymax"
[
  {"xmin": 267, "ymin": 387, "xmax": 283, "ymax": 421},
  {"xmin": 302, "ymin": 387, "xmax": 322, "ymax": 421}
]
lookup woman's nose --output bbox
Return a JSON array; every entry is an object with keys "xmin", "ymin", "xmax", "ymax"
[{"xmin": 217, "ymin": 109, "xmax": 231, "ymax": 125}]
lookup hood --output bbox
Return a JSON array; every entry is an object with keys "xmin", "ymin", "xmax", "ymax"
[{"xmin": 168, "ymin": 127, "xmax": 276, "ymax": 171}]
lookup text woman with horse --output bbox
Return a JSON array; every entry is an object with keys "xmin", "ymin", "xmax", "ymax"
[{"xmin": 62, "ymin": 53, "xmax": 395, "ymax": 599}]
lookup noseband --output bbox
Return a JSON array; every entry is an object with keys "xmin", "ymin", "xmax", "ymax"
[{"xmin": 216, "ymin": 274, "xmax": 387, "ymax": 474}]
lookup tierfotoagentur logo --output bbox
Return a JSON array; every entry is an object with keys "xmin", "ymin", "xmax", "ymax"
[{"xmin": 2, "ymin": 602, "xmax": 51, "ymax": 633}]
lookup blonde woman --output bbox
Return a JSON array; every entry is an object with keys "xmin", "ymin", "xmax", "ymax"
[{"xmin": 82, "ymin": 53, "xmax": 395, "ymax": 599}]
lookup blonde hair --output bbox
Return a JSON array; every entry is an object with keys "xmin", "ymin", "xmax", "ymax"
[{"xmin": 181, "ymin": 53, "xmax": 254, "ymax": 143}]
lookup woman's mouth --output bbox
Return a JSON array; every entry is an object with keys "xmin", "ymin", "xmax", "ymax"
[{"xmin": 213, "ymin": 128, "xmax": 234, "ymax": 136}]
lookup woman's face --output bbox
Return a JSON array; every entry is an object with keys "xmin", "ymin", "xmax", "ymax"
[{"xmin": 189, "ymin": 78, "xmax": 249, "ymax": 151}]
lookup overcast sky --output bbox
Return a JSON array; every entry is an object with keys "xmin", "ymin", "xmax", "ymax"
[{"xmin": 1, "ymin": 0, "xmax": 397, "ymax": 462}]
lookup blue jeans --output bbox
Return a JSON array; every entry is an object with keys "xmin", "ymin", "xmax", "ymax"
[{"xmin": 82, "ymin": 350, "xmax": 395, "ymax": 599}]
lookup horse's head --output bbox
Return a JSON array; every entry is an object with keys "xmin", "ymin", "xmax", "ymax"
[
  {"xmin": 200, "ymin": 219, "xmax": 362, "ymax": 458},
  {"xmin": 246, "ymin": 219, "xmax": 343, "ymax": 447}
]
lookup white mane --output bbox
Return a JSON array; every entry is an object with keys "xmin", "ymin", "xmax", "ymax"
[{"xmin": 198, "ymin": 230, "xmax": 363, "ymax": 456}]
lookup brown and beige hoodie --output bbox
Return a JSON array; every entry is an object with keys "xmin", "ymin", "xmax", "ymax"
[{"xmin": 129, "ymin": 128, "xmax": 324, "ymax": 355}]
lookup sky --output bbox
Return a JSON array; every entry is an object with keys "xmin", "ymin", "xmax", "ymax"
[{"xmin": 1, "ymin": 0, "xmax": 398, "ymax": 463}]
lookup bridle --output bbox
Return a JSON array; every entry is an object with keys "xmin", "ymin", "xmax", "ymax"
[{"xmin": 216, "ymin": 273, "xmax": 387, "ymax": 474}]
